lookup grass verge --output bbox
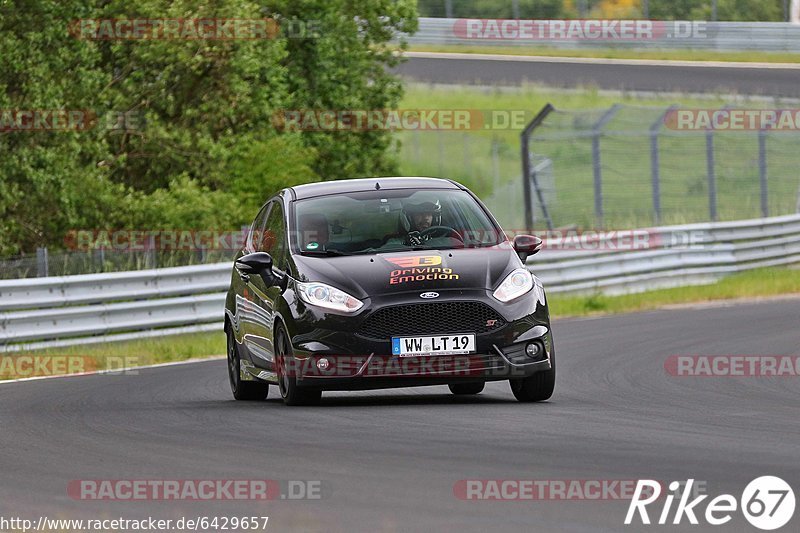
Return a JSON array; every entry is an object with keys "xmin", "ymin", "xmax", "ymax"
[
  {"xmin": 408, "ymin": 44, "xmax": 800, "ymax": 64},
  {"xmin": 0, "ymin": 331, "xmax": 225, "ymax": 381},
  {"xmin": 2, "ymin": 267, "xmax": 797, "ymax": 380},
  {"xmin": 549, "ymin": 267, "xmax": 800, "ymax": 317}
]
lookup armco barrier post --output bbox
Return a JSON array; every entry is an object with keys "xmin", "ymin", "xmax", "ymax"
[
  {"xmin": 650, "ymin": 132, "xmax": 661, "ymax": 226},
  {"xmin": 491, "ymin": 137, "xmax": 500, "ymax": 190},
  {"xmin": 592, "ymin": 133, "xmax": 603, "ymax": 228},
  {"xmin": 36, "ymin": 247, "xmax": 48, "ymax": 278},
  {"xmin": 520, "ymin": 103, "xmax": 555, "ymax": 231},
  {"xmin": 649, "ymin": 105, "xmax": 676, "ymax": 226},
  {"xmin": 706, "ymin": 130, "xmax": 718, "ymax": 222},
  {"xmin": 591, "ymin": 105, "xmax": 622, "ymax": 229},
  {"xmin": 796, "ymin": 187, "xmax": 800, "ymax": 214},
  {"xmin": 93, "ymin": 248, "xmax": 106, "ymax": 272},
  {"xmin": 438, "ymin": 132, "xmax": 444, "ymax": 176},
  {"xmin": 759, "ymin": 130, "xmax": 769, "ymax": 218},
  {"xmin": 463, "ymin": 133, "xmax": 471, "ymax": 180}
]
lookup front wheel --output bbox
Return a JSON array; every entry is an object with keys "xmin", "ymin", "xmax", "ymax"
[
  {"xmin": 227, "ymin": 327, "xmax": 269, "ymax": 401},
  {"xmin": 275, "ymin": 325, "xmax": 322, "ymax": 406},
  {"xmin": 509, "ymin": 353, "xmax": 555, "ymax": 403}
]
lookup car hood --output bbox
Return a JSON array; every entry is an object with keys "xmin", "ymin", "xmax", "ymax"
[{"xmin": 292, "ymin": 244, "xmax": 521, "ymax": 299}]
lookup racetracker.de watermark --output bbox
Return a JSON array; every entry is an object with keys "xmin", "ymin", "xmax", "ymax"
[
  {"xmin": 64, "ymin": 229, "xmax": 249, "ymax": 252},
  {"xmin": 453, "ymin": 479, "xmax": 666, "ymax": 501},
  {"xmin": 67, "ymin": 480, "xmax": 323, "ymax": 500},
  {"xmin": 665, "ymin": 355, "xmax": 800, "ymax": 377},
  {"xmin": 278, "ymin": 354, "xmax": 540, "ymax": 379},
  {"xmin": 521, "ymin": 229, "xmax": 707, "ymax": 252},
  {"xmin": 0, "ymin": 110, "xmax": 143, "ymax": 133},
  {"xmin": 63, "ymin": 228, "xmax": 709, "ymax": 253},
  {"xmin": 0, "ymin": 355, "xmax": 138, "ymax": 379},
  {"xmin": 272, "ymin": 109, "xmax": 533, "ymax": 131},
  {"xmin": 452, "ymin": 19, "xmax": 707, "ymax": 41},
  {"xmin": 665, "ymin": 109, "xmax": 800, "ymax": 131},
  {"xmin": 69, "ymin": 19, "xmax": 280, "ymax": 40}
]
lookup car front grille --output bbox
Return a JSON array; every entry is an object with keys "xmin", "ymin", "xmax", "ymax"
[{"xmin": 358, "ymin": 301, "xmax": 506, "ymax": 339}]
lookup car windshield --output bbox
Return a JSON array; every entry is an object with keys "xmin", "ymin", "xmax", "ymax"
[{"xmin": 292, "ymin": 189, "xmax": 503, "ymax": 255}]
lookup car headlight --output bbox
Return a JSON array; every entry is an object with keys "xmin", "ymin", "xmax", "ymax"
[
  {"xmin": 493, "ymin": 268, "xmax": 534, "ymax": 303},
  {"xmin": 297, "ymin": 281, "xmax": 363, "ymax": 313}
]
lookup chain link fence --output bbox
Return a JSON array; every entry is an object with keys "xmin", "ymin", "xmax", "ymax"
[
  {"xmin": 523, "ymin": 103, "xmax": 800, "ymax": 230},
  {"xmin": 397, "ymin": 104, "xmax": 800, "ymax": 231}
]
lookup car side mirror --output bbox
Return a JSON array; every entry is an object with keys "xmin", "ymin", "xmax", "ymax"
[
  {"xmin": 513, "ymin": 235, "xmax": 543, "ymax": 262},
  {"xmin": 236, "ymin": 252, "xmax": 276, "ymax": 286}
]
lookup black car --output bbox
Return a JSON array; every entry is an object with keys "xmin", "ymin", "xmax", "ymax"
[{"xmin": 224, "ymin": 177, "xmax": 555, "ymax": 405}]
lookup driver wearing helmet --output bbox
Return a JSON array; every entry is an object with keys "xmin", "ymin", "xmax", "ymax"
[{"xmin": 401, "ymin": 199, "xmax": 441, "ymax": 246}]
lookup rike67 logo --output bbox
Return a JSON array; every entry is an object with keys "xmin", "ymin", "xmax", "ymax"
[{"xmin": 626, "ymin": 477, "xmax": 795, "ymax": 530}]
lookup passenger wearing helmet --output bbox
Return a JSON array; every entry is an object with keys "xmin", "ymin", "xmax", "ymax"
[{"xmin": 400, "ymin": 199, "xmax": 441, "ymax": 246}]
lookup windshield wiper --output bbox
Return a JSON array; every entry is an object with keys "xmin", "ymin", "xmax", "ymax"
[
  {"xmin": 356, "ymin": 246, "xmax": 427, "ymax": 254},
  {"xmin": 299, "ymin": 249, "xmax": 350, "ymax": 256}
]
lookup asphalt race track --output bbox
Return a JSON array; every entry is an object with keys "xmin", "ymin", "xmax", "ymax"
[
  {"xmin": 396, "ymin": 53, "xmax": 800, "ymax": 98},
  {"xmin": 2, "ymin": 298, "xmax": 798, "ymax": 532}
]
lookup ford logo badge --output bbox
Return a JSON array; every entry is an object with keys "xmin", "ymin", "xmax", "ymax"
[{"xmin": 420, "ymin": 292, "xmax": 439, "ymax": 299}]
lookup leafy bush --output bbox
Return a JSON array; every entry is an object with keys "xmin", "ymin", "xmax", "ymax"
[{"xmin": 0, "ymin": 0, "xmax": 416, "ymax": 255}]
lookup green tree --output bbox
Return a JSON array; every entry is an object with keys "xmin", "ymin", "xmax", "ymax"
[
  {"xmin": 277, "ymin": 0, "xmax": 417, "ymax": 179},
  {"xmin": 0, "ymin": 0, "xmax": 416, "ymax": 256},
  {"xmin": 648, "ymin": 0, "xmax": 700, "ymax": 19},
  {"xmin": 690, "ymin": 0, "xmax": 785, "ymax": 21},
  {"xmin": 0, "ymin": 0, "xmax": 118, "ymax": 255}
]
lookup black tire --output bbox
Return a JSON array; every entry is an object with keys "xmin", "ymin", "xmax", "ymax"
[
  {"xmin": 275, "ymin": 325, "xmax": 322, "ymax": 406},
  {"xmin": 448, "ymin": 382, "xmax": 485, "ymax": 395},
  {"xmin": 227, "ymin": 327, "xmax": 269, "ymax": 401},
  {"xmin": 509, "ymin": 352, "xmax": 556, "ymax": 403}
]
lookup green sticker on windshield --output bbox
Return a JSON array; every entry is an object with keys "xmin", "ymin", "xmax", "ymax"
[{"xmin": 306, "ymin": 242, "xmax": 319, "ymax": 250}]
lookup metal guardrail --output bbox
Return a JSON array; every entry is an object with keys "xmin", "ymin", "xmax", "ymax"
[
  {"xmin": 0, "ymin": 263, "xmax": 232, "ymax": 311},
  {"xmin": 0, "ymin": 264, "xmax": 232, "ymax": 352},
  {"xmin": 3, "ymin": 294, "xmax": 225, "ymax": 344},
  {"xmin": 533, "ymin": 213, "xmax": 800, "ymax": 294},
  {"xmin": 407, "ymin": 18, "xmax": 800, "ymax": 52},
  {"xmin": 1, "ymin": 214, "xmax": 799, "ymax": 351}
]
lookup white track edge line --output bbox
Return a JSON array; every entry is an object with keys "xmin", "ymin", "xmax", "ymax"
[{"xmin": 0, "ymin": 355, "xmax": 226, "ymax": 385}]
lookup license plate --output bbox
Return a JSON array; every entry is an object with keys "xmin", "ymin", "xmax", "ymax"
[{"xmin": 392, "ymin": 334, "xmax": 476, "ymax": 357}]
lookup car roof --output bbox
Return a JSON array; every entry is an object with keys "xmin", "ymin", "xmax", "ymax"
[{"xmin": 289, "ymin": 177, "xmax": 462, "ymax": 200}]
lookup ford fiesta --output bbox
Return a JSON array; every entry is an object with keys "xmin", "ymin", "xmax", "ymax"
[{"xmin": 224, "ymin": 177, "xmax": 555, "ymax": 405}]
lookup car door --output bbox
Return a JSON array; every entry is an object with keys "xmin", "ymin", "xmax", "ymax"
[
  {"xmin": 232, "ymin": 203, "xmax": 270, "ymax": 361},
  {"xmin": 246, "ymin": 199, "xmax": 288, "ymax": 371}
]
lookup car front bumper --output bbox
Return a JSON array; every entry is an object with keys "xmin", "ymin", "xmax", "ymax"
[
  {"xmin": 290, "ymin": 348, "xmax": 552, "ymax": 390},
  {"xmin": 283, "ymin": 287, "xmax": 554, "ymax": 390}
]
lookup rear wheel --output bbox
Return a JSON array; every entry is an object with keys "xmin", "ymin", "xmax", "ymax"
[
  {"xmin": 227, "ymin": 327, "xmax": 269, "ymax": 401},
  {"xmin": 509, "ymin": 352, "xmax": 556, "ymax": 403},
  {"xmin": 275, "ymin": 325, "xmax": 322, "ymax": 406},
  {"xmin": 448, "ymin": 382, "xmax": 485, "ymax": 395}
]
